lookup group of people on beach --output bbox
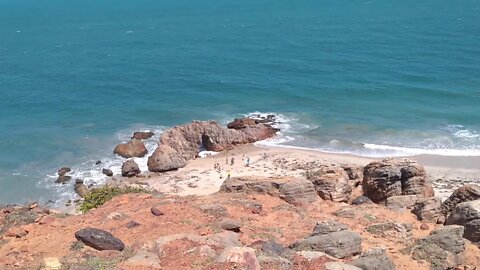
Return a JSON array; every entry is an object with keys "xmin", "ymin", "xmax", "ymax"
[{"xmin": 213, "ymin": 154, "xmax": 251, "ymax": 180}]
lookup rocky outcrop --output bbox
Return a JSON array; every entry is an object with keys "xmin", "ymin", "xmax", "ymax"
[
  {"xmin": 363, "ymin": 158, "xmax": 434, "ymax": 203},
  {"xmin": 445, "ymin": 200, "xmax": 480, "ymax": 244},
  {"xmin": 412, "ymin": 197, "xmax": 442, "ymax": 223},
  {"xmin": 308, "ymin": 166, "xmax": 352, "ymax": 203},
  {"xmin": 219, "ymin": 176, "xmax": 317, "ymax": 206},
  {"xmin": 405, "ymin": 225, "xmax": 465, "ymax": 270},
  {"xmin": 74, "ymin": 228, "xmax": 125, "ymax": 251},
  {"xmin": 121, "ymin": 160, "xmax": 140, "ymax": 177},
  {"xmin": 132, "ymin": 131, "xmax": 154, "ymax": 140},
  {"xmin": 55, "ymin": 175, "xmax": 72, "ymax": 184},
  {"xmin": 441, "ymin": 184, "xmax": 480, "ymax": 217},
  {"xmin": 351, "ymin": 248, "xmax": 396, "ymax": 270},
  {"xmin": 291, "ymin": 230, "xmax": 362, "ymax": 259},
  {"xmin": 147, "ymin": 120, "xmax": 278, "ymax": 172},
  {"xmin": 114, "ymin": 139, "xmax": 148, "ymax": 158},
  {"xmin": 57, "ymin": 167, "xmax": 71, "ymax": 176},
  {"xmin": 290, "ymin": 222, "xmax": 362, "ymax": 259},
  {"xmin": 74, "ymin": 179, "xmax": 88, "ymax": 198},
  {"xmin": 227, "ymin": 118, "xmax": 258, "ymax": 129}
]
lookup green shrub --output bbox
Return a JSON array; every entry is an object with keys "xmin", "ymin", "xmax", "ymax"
[{"xmin": 79, "ymin": 186, "xmax": 148, "ymax": 213}]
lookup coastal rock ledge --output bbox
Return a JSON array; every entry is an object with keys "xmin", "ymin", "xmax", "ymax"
[{"xmin": 147, "ymin": 119, "xmax": 278, "ymax": 172}]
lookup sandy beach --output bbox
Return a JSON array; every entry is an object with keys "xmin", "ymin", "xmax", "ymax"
[{"xmin": 116, "ymin": 144, "xmax": 480, "ymax": 201}]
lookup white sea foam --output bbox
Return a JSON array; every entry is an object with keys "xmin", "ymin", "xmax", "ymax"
[{"xmin": 363, "ymin": 143, "xmax": 480, "ymax": 157}]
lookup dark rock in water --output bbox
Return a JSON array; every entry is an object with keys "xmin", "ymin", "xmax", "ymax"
[
  {"xmin": 55, "ymin": 175, "xmax": 72, "ymax": 184},
  {"xmin": 352, "ymin": 196, "xmax": 372, "ymax": 205},
  {"xmin": 363, "ymin": 158, "xmax": 434, "ymax": 203},
  {"xmin": 441, "ymin": 184, "xmax": 480, "ymax": 217},
  {"xmin": 351, "ymin": 248, "xmax": 396, "ymax": 270},
  {"xmin": 227, "ymin": 118, "xmax": 257, "ymax": 130},
  {"xmin": 58, "ymin": 167, "xmax": 71, "ymax": 176},
  {"xmin": 126, "ymin": 220, "xmax": 141, "ymax": 228},
  {"xmin": 102, "ymin": 168, "xmax": 114, "ymax": 177},
  {"xmin": 114, "ymin": 139, "xmax": 148, "ymax": 158},
  {"xmin": 150, "ymin": 207, "xmax": 164, "ymax": 216},
  {"xmin": 121, "ymin": 160, "xmax": 140, "ymax": 177},
  {"xmin": 446, "ymin": 200, "xmax": 480, "ymax": 244},
  {"xmin": 147, "ymin": 120, "xmax": 278, "ymax": 172},
  {"xmin": 290, "ymin": 230, "xmax": 362, "ymax": 259},
  {"xmin": 74, "ymin": 227, "xmax": 125, "ymax": 251},
  {"xmin": 74, "ymin": 180, "xmax": 88, "ymax": 198},
  {"xmin": 132, "ymin": 131, "xmax": 155, "ymax": 140},
  {"xmin": 95, "ymin": 160, "xmax": 102, "ymax": 165},
  {"xmin": 219, "ymin": 219, "xmax": 242, "ymax": 233},
  {"xmin": 312, "ymin": 220, "xmax": 348, "ymax": 235}
]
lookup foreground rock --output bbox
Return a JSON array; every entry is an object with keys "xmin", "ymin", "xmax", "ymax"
[
  {"xmin": 308, "ymin": 166, "xmax": 352, "ymax": 203},
  {"xmin": 290, "ymin": 222, "xmax": 362, "ymax": 259},
  {"xmin": 114, "ymin": 139, "xmax": 148, "ymax": 158},
  {"xmin": 216, "ymin": 247, "xmax": 261, "ymax": 270},
  {"xmin": 74, "ymin": 228, "xmax": 125, "ymax": 251},
  {"xmin": 351, "ymin": 248, "xmax": 396, "ymax": 270},
  {"xmin": 412, "ymin": 197, "xmax": 442, "ymax": 223},
  {"xmin": 441, "ymin": 184, "xmax": 480, "ymax": 217},
  {"xmin": 121, "ymin": 159, "xmax": 140, "ymax": 177},
  {"xmin": 147, "ymin": 120, "xmax": 278, "ymax": 172},
  {"xmin": 132, "ymin": 131, "xmax": 154, "ymax": 140},
  {"xmin": 102, "ymin": 168, "xmax": 113, "ymax": 177},
  {"xmin": 363, "ymin": 158, "xmax": 434, "ymax": 203},
  {"xmin": 219, "ymin": 176, "xmax": 317, "ymax": 206},
  {"xmin": 445, "ymin": 200, "xmax": 480, "ymax": 244},
  {"xmin": 405, "ymin": 225, "xmax": 465, "ymax": 270}
]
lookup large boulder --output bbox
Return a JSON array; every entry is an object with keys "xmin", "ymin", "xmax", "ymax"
[
  {"xmin": 219, "ymin": 176, "xmax": 317, "ymax": 206},
  {"xmin": 445, "ymin": 200, "xmax": 480, "ymax": 244},
  {"xmin": 412, "ymin": 197, "xmax": 442, "ymax": 223},
  {"xmin": 74, "ymin": 179, "xmax": 89, "ymax": 198},
  {"xmin": 290, "ymin": 230, "xmax": 362, "ymax": 259},
  {"xmin": 363, "ymin": 158, "xmax": 434, "ymax": 203},
  {"xmin": 441, "ymin": 184, "xmax": 480, "ymax": 217},
  {"xmin": 308, "ymin": 166, "xmax": 352, "ymax": 203},
  {"xmin": 147, "ymin": 120, "xmax": 278, "ymax": 172},
  {"xmin": 405, "ymin": 225, "xmax": 465, "ymax": 270},
  {"xmin": 74, "ymin": 228, "xmax": 125, "ymax": 251},
  {"xmin": 114, "ymin": 139, "xmax": 148, "ymax": 158},
  {"xmin": 351, "ymin": 248, "xmax": 396, "ymax": 270},
  {"xmin": 121, "ymin": 159, "xmax": 140, "ymax": 177}
]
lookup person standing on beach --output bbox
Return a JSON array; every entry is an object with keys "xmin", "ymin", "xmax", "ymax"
[
  {"xmin": 227, "ymin": 170, "xmax": 231, "ymax": 179},
  {"xmin": 246, "ymin": 157, "xmax": 250, "ymax": 167},
  {"xmin": 225, "ymin": 156, "xmax": 229, "ymax": 165},
  {"xmin": 231, "ymin": 157, "xmax": 235, "ymax": 166}
]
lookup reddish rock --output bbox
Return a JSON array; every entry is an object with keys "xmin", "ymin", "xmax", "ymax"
[
  {"xmin": 363, "ymin": 158, "xmax": 434, "ymax": 203},
  {"xmin": 151, "ymin": 207, "xmax": 164, "ymax": 216},
  {"xmin": 226, "ymin": 118, "xmax": 257, "ymax": 129},
  {"xmin": 308, "ymin": 165, "xmax": 352, "ymax": 203},
  {"xmin": 132, "ymin": 131, "xmax": 155, "ymax": 140},
  {"xmin": 38, "ymin": 215, "xmax": 56, "ymax": 225},
  {"xmin": 147, "ymin": 120, "xmax": 278, "ymax": 172},
  {"xmin": 114, "ymin": 139, "xmax": 148, "ymax": 158},
  {"xmin": 420, "ymin": 223, "xmax": 429, "ymax": 230},
  {"xmin": 216, "ymin": 247, "xmax": 261, "ymax": 270}
]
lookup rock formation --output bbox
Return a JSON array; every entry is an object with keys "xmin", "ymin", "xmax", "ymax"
[
  {"xmin": 219, "ymin": 176, "xmax": 317, "ymax": 206},
  {"xmin": 363, "ymin": 158, "xmax": 434, "ymax": 203},
  {"xmin": 132, "ymin": 131, "xmax": 154, "ymax": 140},
  {"xmin": 445, "ymin": 200, "xmax": 480, "ymax": 244},
  {"xmin": 441, "ymin": 184, "xmax": 480, "ymax": 217},
  {"xmin": 114, "ymin": 139, "xmax": 148, "ymax": 158},
  {"xmin": 121, "ymin": 159, "xmax": 140, "ymax": 177},
  {"xmin": 307, "ymin": 166, "xmax": 352, "ymax": 203},
  {"xmin": 147, "ymin": 120, "xmax": 278, "ymax": 172}
]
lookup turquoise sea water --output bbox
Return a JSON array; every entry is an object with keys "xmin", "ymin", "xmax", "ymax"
[{"xmin": 0, "ymin": 0, "xmax": 479, "ymax": 204}]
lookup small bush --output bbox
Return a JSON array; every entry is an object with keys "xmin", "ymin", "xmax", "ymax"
[{"xmin": 79, "ymin": 186, "xmax": 148, "ymax": 213}]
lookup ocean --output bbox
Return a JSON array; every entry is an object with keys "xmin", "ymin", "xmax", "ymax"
[{"xmin": 0, "ymin": 0, "xmax": 479, "ymax": 205}]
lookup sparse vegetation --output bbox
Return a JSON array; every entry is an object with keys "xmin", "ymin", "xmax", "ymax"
[{"xmin": 79, "ymin": 186, "xmax": 149, "ymax": 213}]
